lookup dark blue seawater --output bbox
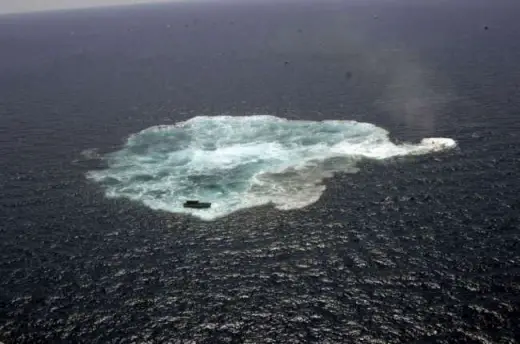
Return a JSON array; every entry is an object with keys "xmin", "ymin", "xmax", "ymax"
[{"xmin": 1, "ymin": 0, "xmax": 520, "ymax": 342}]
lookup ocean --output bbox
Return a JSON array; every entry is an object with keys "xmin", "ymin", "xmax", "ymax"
[{"xmin": 1, "ymin": 0, "xmax": 519, "ymax": 342}]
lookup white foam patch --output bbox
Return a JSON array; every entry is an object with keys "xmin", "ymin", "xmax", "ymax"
[{"xmin": 86, "ymin": 115, "xmax": 456, "ymax": 220}]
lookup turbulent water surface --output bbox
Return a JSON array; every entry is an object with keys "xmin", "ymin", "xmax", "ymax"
[
  {"xmin": 1, "ymin": 1, "xmax": 520, "ymax": 343},
  {"xmin": 88, "ymin": 115, "xmax": 455, "ymax": 220}
]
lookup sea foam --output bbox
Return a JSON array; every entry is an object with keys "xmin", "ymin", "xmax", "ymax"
[{"xmin": 86, "ymin": 115, "xmax": 456, "ymax": 220}]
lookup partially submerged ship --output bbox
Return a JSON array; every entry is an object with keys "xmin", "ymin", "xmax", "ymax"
[{"xmin": 183, "ymin": 200, "xmax": 211, "ymax": 209}]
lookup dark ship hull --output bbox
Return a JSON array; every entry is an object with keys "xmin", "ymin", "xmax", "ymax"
[{"xmin": 183, "ymin": 200, "xmax": 211, "ymax": 209}]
